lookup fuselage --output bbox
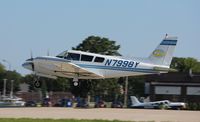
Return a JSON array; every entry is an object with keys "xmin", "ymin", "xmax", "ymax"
[
  {"xmin": 22, "ymin": 50, "xmax": 167, "ymax": 79},
  {"xmin": 131, "ymin": 100, "xmax": 186, "ymax": 109},
  {"xmin": 130, "ymin": 96, "xmax": 186, "ymax": 109}
]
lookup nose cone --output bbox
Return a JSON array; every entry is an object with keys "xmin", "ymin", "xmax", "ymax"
[
  {"xmin": 22, "ymin": 62, "xmax": 32, "ymax": 71},
  {"xmin": 22, "ymin": 58, "xmax": 34, "ymax": 71}
]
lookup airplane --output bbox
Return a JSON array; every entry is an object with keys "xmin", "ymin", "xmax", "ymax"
[
  {"xmin": 130, "ymin": 96, "xmax": 186, "ymax": 110},
  {"xmin": 22, "ymin": 34, "xmax": 177, "ymax": 87}
]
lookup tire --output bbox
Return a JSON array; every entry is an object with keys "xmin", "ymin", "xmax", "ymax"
[{"xmin": 34, "ymin": 80, "xmax": 41, "ymax": 88}]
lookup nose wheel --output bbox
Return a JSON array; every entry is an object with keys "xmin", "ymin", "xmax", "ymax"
[
  {"xmin": 34, "ymin": 80, "xmax": 41, "ymax": 88},
  {"xmin": 33, "ymin": 77, "xmax": 41, "ymax": 88}
]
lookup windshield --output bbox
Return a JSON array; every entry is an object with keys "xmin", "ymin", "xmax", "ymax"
[
  {"xmin": 56, "ymin": 50, "xmax": 68, "ymax": 58},
  {"xmin": 56, "ymin": 51, "xmax": 80, "ymax": 61}
]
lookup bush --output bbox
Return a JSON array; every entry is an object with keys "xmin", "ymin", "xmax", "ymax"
[{"xmin": 187, "ymin": 103, "xmax": 200, "ymax": 110}]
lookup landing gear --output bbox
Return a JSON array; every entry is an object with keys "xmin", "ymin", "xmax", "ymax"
[
  {"xmin": 34, "ymin": 80, "xmax": 41, "ymax": 88},
  {"xmin": 73, "ymin": 77, "xmax": 79, "ymax": 86},
  {"xmin": 33, "ymin": 77, "xmax": 41, "ymax": 88},
  {"xmin": 73, "ymin": 82, "xmax": 78, "ymax": 86}
]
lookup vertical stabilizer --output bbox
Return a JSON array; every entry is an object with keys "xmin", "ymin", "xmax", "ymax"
[
  {"xmin": 148, "ymin": 35, "xmax": 178, "ymax": 67},
  {"xmin": 130, "ymin": 96, "xmax": 141, "ymax": 105}
]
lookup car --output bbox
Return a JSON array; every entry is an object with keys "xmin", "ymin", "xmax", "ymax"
[
  {"xmin": 111, "ymin": 101, "xmax": 123, "ymax": 108},
  {"xmin": 42, "ymin": 98, "xmax": 52, "ymax": 107},
  {"xmin": 76, "ymin": 98, "xmax": 89, "ymax": 108},
  {"xmin": 25, "ymin": 101, "xmax": 37, "ymax": 107},
  {"xmin": 94, "ymin": 100, "xmax": 106, "ymax": 108},
  {"xmin": 54, "ymin": 98, "xmax": 73, "ymax": 107}
]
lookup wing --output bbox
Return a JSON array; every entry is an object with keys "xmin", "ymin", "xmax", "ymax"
[{"xmin": 53, "ymin": 62, "xmax": 104, "ymax": 78}]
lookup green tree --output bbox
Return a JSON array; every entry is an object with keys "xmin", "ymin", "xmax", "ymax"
[
  {"xmin": 128, "ymin": 76, "xmax": 145, "ymax": 97},
  {"xmin": 21, "ymin": 74, "xmax": 35, "ymax": 91},
  {"xmin": 22, "ymin": 75, "xmax": 71, "ymax": 92},
  {"xmin": 72, "ymin": 36, "xmax": 121, "ymax": 56},
  {"xmin": 72, "ymin": 36, "xmax": 121, "ymax": 99},
  {"xmin": 90, "ymin": 78, "xmax": 120, "ymax": 102},
  {"xmin": 46, "ymin": 77, "xmax": 71, "ymax": 92},
  {"xmin": 69, "ymin": 80, "xmax": 92, "ymax": 98},
  {"xmin": 0, "ymin": 63, "xmax": 5, "ymax": 80},
  {"xmin": 171, "ymin": 57, "xmax": 200, "ymax": 72},
  {"xmin": 0, "ymin": 63, "xmax": 5, "ymax": 74},
  {"xmin": 0, "ymin": 70, "xmax": 22, "ymax": 93}
]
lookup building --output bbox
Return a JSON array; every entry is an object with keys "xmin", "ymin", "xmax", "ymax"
[{"xmin": 145, "ymin": 72, "xmax": 200, "ymax": 103}]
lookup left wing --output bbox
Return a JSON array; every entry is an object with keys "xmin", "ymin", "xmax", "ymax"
[{"xmin": 53, "ymin": 62, "xmax": 104, "ymax": 78}]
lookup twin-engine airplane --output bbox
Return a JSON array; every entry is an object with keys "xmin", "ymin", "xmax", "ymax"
[{"xmin": 22, "ymin": 35, "xmax": 177, "ymax": 87}]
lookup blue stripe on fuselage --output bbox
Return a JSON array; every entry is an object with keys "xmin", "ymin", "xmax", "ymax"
[{"xmin": 77, "ymin": 64, "xmax": 157, "ymax": 73}]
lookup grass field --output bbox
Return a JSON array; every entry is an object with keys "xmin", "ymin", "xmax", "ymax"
[{"xmin": 0, "ymin": 118, "xmax": 154, "ymax": 122}]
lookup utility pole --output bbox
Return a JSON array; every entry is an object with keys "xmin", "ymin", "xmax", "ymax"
[
  {"xmin": 124, "ymin": 76, "xmax": 128, "ymax": 107},
  {"xmin": 3, "ymin": 79, "xmax": 7, "ymax": 97},
  {"xmin": 10, "ymin": 80, "xmax": 14, "ymax": 98}
]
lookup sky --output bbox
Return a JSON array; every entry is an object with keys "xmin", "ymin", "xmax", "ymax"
[{"xmin": 0, "ymin": 0, "xmax": 199, "ymax": 75}]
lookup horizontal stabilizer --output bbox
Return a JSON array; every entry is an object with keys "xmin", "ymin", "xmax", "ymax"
[{"xmin": 153, "ymin": 66, "xmax": 177, "ymax": 72}]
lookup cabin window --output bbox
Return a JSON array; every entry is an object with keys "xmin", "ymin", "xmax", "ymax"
[
  {"xmin": 94, "ymin": 57, "xmax": 105, "ymax": 63},
  {"xmin": 81, "ymin": 54, "xmax": 93, "ymax": 62},
  {"xmin": 65, "ymin": 53, "xmax": 80, "ymax": 61}
]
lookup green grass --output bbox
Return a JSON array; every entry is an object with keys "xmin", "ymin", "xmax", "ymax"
[{"xmin": 0, "ymin": 118, "xmax": 155, "ymax": 122}]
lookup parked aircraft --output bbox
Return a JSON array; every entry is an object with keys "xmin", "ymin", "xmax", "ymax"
[
  {"xmin": 130, "ymin": 96, "xmax": 186, "ymax": 109},
  {"xmin": 22, "ymin": 35, "xmax": 177, "ymax": 87}
]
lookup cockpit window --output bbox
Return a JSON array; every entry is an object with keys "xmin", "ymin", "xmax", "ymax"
[
  {"xmin": 56, "ymin": 51, "xmax": 67, "ymax": 58},
  {"xmin": 65, "ymin": 53, "xmax": 80, "ymax": 61},
  {"xmin": 94, "ymin": 57, "xmax": 105, "ymax": 63},
  {"xmin": 81, "ymin": 54, "xmax": 93, "ymax": 62},
  {"xmin": 164, "ymin": 101, "xmax": 168, "ymax": 104}
]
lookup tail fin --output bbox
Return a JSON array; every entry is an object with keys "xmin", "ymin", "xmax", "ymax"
[
  {"xmin": 148, "ymin": 34, "xmax": 178, "ymax": 67},
  {"xmin": 130, "ymin": 96, "xmax": 141, "ymax": 105}
]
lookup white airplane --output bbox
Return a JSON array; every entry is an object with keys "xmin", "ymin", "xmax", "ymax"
[
  {"xmin": 130, "ymin": 96, "xmax": 186, "ymax": 110},
  {"xmin": 22, "ymin": 35, "xmax": 177, "ymax": 87}
]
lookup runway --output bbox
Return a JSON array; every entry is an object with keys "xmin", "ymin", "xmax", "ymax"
[{"xmin": 0, "ymin": 108, "xmax": 199, "ymax": 122}]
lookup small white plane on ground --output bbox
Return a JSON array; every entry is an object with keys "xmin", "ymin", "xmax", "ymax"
[
  {"xmin": 130, "ymin": 96, "xmax": 186, "ymax": 110},
  {"xmin": 22, "ymin": 35, "xmax": 177, "ymax": 87}
]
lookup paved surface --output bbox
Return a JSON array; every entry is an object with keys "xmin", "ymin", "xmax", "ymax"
[{"xmin": 0, "ymin": 108, "xmax": 199, "ymax": 122}]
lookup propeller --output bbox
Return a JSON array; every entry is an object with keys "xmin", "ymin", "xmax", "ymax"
[
  {"xmin": 30, "ymin": 50, "xmax": 35, "ymax": 71},
  {"xmin": 30, "ymin": 50, "xmax": 33, "ymax": 60},
  {"xmin": 47, "ymin": 49, "xmax": 50, "ymax": 56}
]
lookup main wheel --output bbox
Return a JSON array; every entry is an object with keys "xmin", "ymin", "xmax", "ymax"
[
  {"xmin": 34, "ymin": 80, "xmax": 41, "ymax": 88},
  {"xmin": 73, "ymin": 81, "xmax": 78, "ymax": 86}
]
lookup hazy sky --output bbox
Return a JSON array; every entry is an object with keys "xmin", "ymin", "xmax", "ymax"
[{"xmin": 0, "ymin": 0, "xmax": 199, "ymax": 75}]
